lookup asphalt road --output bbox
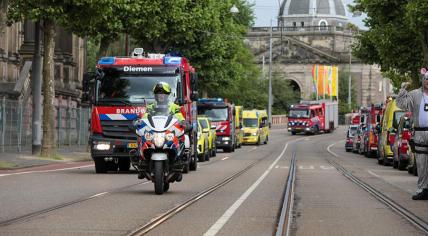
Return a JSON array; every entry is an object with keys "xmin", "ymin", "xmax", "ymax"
[{"xmin": 0, "ymin": 127, "xmax": 427, "ymax": 236}]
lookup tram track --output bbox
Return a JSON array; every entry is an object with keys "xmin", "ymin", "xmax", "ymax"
[
  {"xmin": 275, "ymin": 147, "xmax": 297, "ymax": 236},
  {"xmin": 325, "ymin": 141, "xmax": 428, "ymax": 234},
  {"xmin": 128, "ymin": 137, "xmax": 301, "ymax": 236},
  {"xmin": 0, "ymin": 181, "xmax": 149, "ymax": 227}
]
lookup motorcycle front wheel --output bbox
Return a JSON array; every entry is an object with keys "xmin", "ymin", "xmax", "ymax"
[{"xmin": 154, "ymin": 161, "xmax": 164, "ymax": 195}]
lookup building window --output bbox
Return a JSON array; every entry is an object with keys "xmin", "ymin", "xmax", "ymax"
[
  {"xmin": 293, "ymin": 22, "xmax": 296, "ymax": 27},
  {"xmin": 301, "ymin": 22, "xmax": 304, "ymax": 27},
  {"xmin": 318, "ymin": 20, "xmax": 328, "ymax": 31}
]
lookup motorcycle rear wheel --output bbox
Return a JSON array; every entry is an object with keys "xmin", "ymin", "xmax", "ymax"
[{"xmin": 154, "ymin": 161, "xmax": 164, "ymax": 195}]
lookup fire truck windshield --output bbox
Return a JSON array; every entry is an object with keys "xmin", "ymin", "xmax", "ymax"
[
  {"xmin": 97, "ymin": 74, "xmax": 179, "ymax": 104},
  {"xmin": 288, "ymin": 109, "xmax": 309, "ymax": 118},
  {"xmin": 198, "ymin": 107, "xmax": 228, "ymax": 122}
]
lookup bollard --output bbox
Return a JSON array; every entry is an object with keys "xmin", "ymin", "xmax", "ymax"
[
  {"xmin": 1, "ymin": 97, "xmax": 5, "ymax": 153},
  {"xmin": 17, "ymin": 100, "xmax": 23, "ymax": 152}
]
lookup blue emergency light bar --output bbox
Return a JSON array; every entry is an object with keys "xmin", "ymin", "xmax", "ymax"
[
  {"xmin": 164, "ymin": 56, "xmax": 182, "ymax": 65},
  {"xmin": 98, "ymin": 57, "xmax": 116, "ymax": 65},
  {"xmin": 198, "ymin": 98, "xmax": 224, "ymax": 103}
]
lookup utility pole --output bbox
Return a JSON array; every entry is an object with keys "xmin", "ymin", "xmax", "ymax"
[
  {"xmin": 32, "ymin": 21, "xmax": 42, "ymax": 154},
  {"xmin": 268, "ymin": 19, "xmax": 273, "ymax": 126},
  {"xmin": 348, "ymin": 31, "xmax": 352, "ymax": 111}
]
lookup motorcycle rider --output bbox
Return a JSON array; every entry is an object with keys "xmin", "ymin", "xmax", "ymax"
[
  {"xmin": 396, "ymin": 68, "xmax": 428, "ymax": 200},
  {"xmin": 141, "ymin": 81, "xmax": 186, "ymax": 181},
  {"xmin": 145, "ymin": 82, "xmax": 184, "ymax": 120}
]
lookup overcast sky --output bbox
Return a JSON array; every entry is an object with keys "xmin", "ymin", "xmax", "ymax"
[{"xmin": 251, "ymin": 0, "xmax": 366, "ymax": 29}]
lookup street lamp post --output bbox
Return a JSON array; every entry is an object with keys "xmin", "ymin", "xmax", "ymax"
[
  {"xmin": 268, "ymin": 19, "xmax": 273, "ymax": 126},
  {"xmin": 348, "ymin": 11, "xmax": 362, "ymax": 111},
  {"xmin": 348, "ymin": 33, "xmax": 352, "ymax": 110}
]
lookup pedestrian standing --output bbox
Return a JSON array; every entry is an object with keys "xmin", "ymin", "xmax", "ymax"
[{"xmin": 396, "ymin": 68, "xmax": 428, "ymax": 200}]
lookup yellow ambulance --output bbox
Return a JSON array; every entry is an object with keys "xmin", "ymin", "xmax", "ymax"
[{"xmin": 242, "ymin": 110, "xmax": 269, "ymax": 145}]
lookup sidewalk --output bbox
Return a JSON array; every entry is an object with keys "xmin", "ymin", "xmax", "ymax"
[{"xmin": 0, "ymin": 146, "xmax": 92, "ymax": 170}]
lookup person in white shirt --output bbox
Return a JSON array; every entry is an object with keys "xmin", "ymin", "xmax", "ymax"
[{"xmin": 396, "ymin": 68, "xmax": 428, "ymax": 200}]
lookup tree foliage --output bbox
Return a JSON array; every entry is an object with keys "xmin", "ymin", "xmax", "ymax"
[
  {"xmin": 351, "ymin": 0, "xmax": 428, "ymax": 87},
  {"xmin": 7, "ymin": 0, "xmax": 72, "ymax": 157}
]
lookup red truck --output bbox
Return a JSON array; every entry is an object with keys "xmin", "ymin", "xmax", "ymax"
[
  {"xmin": 361, "ymin": 104, "xmax": 383, "ymax": 157},
  {"xmin": 287, "ymin": 100, "xmax": 338, "ymax": 135},
  {"xmin": 197, "ymin": 98, "xmax": 236, "ymax": 152},
  {"xmin": 82, "ymin": 49, "xmax": 199, "ymax": 173}
]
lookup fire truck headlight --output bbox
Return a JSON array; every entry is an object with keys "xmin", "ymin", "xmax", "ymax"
[
  {"xmin": 94, "ymin": 141, "xmax": 110, "ymax": 150},
  {"xmin": 252, "ymin": 132, "xmax": 258, "ymax": 136},
  {"xmin": 288, "ymin": 122, "xmax": 292, "ymax": 126},
  {"xmin": 222, "ymin": 137, "xmax": 230, "ymax": 141}
]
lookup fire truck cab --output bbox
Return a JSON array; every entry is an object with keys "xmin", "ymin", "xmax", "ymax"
[{"xmin": 197, "ymin": 98, "xmax": 236, "ymax": 153}]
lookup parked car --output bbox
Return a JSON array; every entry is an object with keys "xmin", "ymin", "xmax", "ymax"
[
  {"xmin": 198, "ymin": 116, "xmax": 217, "ymax": 157},
  {"xmin": 378, "ymin": 100, "xmax": 405, "ymax": 165},
  {"xmin": 392, "ymin": 112, "xmax": 413, "ymax": 170},
  {"xmin": 345, "ymin": 125, "xmax": 359, "ymax": 152},
  {"xmin": 197, "ymin": 120, "xmax": 210, "ymax": 162}
]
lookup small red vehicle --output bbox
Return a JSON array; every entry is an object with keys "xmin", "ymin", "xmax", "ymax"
[{"xmin": 392, "ymin": 112, "xmax": 413, "ymax": 170}]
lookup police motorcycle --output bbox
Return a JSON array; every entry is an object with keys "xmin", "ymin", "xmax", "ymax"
[{"xmin": 130, "ymin": 106, "xmax": 187, "ymax": 195}]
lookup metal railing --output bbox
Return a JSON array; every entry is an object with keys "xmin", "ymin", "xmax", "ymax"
[
  {"xmin": 251, "ymin": 25, "xmax": 348, "ymax": 33},
  {"xmin": 0, "ymin": 98, "xmax": 90, "ymax": 152},
  {"xmin": 272, "ymin": 115, "xmax": 288, "ymax": 126}
]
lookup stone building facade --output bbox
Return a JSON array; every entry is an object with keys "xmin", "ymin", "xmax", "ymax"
[
  {"xmin": 0, "ymin": 2, "xmax": 87, "ymax": 148},
  {"xmin": 245, "ymin": 0, "xmax": 393, "ymax": 107}
]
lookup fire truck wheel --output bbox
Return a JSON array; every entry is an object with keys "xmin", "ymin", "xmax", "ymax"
[
  {"xmin": 291, "ymin": 131, "xmax": 296, "ymax": 135},
  {"xmin": 377, "ymin": 157, "xmax": 383, "ymax": 165},
  {"xmin": 189, "ymin": 155, "xmax": 197, "ymax": 171},
  {"xmin": 107, "ymin": 161, "xmax": 119, "ymax": 171},
  {"xmin": 264, "ymin": 136, "xmax": 268, "ymax": 144},
  {"xmin": 118, "ymin": 159, "xmax": 130, "ymax": 171},
  {"xmin": 94, "ymin": 157, "xmax": 107, "ymax": 173}
]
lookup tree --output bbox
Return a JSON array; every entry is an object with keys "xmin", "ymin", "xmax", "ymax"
[
  {"xmin": 268, "ymin": 72, "xmax": 300, "ymax": 115},
  {"xmin": 338, "ymin": 70, "xmax": 357, "ymax": 115},
  {"xmin": 8, "ymin": 0, "xmax": 69, "ymax": 157},
  {"xmin": 351, "ymin": 0, "xmax": 428, "ymax": 87},
  {"xmin": 61, "ymin": 0, "xmax": 144, "ymax": 58}
]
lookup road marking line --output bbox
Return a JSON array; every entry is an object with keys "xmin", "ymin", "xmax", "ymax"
[
  {"xmin": 298, "ymin": 165, "xmax": 314, "ymax": 170},
  {"xmin": 320, "ymin": 165, "xmax": 334, "ymax": 170},
  {"xmin": 221, "ymin": 157, "xmax": 229, "ymax": 161},
  {"xmin": 368, "ymin": 170, "xmax": 381, "ymax": 178},
  {"xmin": 89, "ymin": 192, "xmax": 108, "ymax": 198},
  {"xmin": 249, "ymin": 147, "xmax": 257, "ymax": 152},
  {"xmin": 0, "ymin": 164, "xmax": 94, "ymax": 177},
  {"xmin": 203, "ymin": 138, "xmax": 299, "ymax": 236}
]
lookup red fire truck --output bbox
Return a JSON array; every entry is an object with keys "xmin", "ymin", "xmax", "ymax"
[
  {"xmin": 287, "ymin": 100, "xmax": 338, "ymax": 135},
  {"xmin": 362, "ymin": 104, "xmax": 383, "ymax": 157},
  {"xmin": 83, "ymin": 49, "xmax": 199, "ymax": 173},
  {"xmin": 197, "ymin": 98, "xmax": 236, "ymax": 152}
]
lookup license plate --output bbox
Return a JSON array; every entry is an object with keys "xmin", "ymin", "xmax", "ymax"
[{"xmin": 127, "ymin": 142, "xmax": 138, "ymax": 148}]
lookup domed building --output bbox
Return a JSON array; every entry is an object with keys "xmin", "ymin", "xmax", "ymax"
[{"xmin": 279, "ymin": 0, "xmax": 348, "ymax": 29}]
